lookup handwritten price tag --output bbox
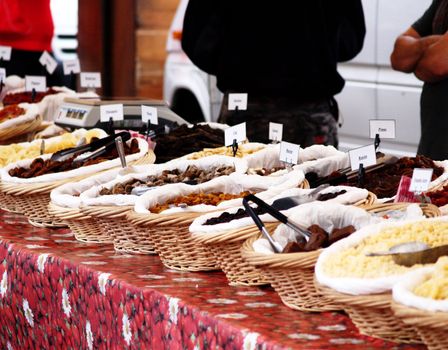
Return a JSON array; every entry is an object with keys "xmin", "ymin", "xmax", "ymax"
[
  {"xmin": 80, "ymin": 72, "xmax": 102, "ymax": 88},
  {"xmin": 228, "ymin": 93, "xmax": 248, "ymax": 111},
  {"xmin": 279, "ymin": 141, "xmax": 300, "ymax": 165},
  {"xmin": 224, "ymin": 122, "xmax": 246, "ymax": 146},
  {"xmin": 100, "ymin": 104, "xmax": 124, "ymax": 122},
  {"xmin": 25, "ymin": 76, "xmax": 47, "ymax": 92},
  {"xmin": 369, "ymin": 119, "xmax": 396, "ymax": 139},
  {"xmin": 63, "ymin": 59, "xmax": 81, "ymax": 75},
  {"xmin": 39, "ymin": 51, "xmax": 57, "ymax": 74},
  {"xmin": 348, "ymin": 144, "xmax": 376, "ymax": 171},
  {"xmin": 0, "ymin": 46, "xmax": 12, "ymax": 61},
  {"xmin": 0, "ymin": 68, "xmax": 5, "ymax": 83},
  {"xmin": 409, "ymin": 168, "xmax": 433, "ymax": 192},
  {"xmin": 141, "ymin": 105, "xmax": 158, "ymax": 125},
  {"xmin": 269, "ymin": 122, "xmax": 283, "ymax": 142}
]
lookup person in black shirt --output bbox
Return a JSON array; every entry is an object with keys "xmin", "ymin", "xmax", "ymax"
[
  {"xmin": 391, "ymin": 0, "xmax": 448, "ymax": 160},
  {"xmin": 182, "ymin": 1, "xmax": 366, "ymax": 146}
]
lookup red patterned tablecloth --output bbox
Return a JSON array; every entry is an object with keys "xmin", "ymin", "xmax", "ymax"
[{"xmin": 0, "ymin": 210, "xmax": 424, "ymax": 350}]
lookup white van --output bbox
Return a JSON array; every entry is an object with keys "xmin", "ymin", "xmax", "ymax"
[{"xmin": 164, "ymin": 0, "xmax": 432, "ymax": 156}]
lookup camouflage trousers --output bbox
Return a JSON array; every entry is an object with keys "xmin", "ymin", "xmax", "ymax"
[{"xmin": 218, "ymin": 94, "xmax": 339, "ymax": 148}]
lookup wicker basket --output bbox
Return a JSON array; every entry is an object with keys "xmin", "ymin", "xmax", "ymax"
[
  {"xmin": 241, "ymin": 234, "xmax": 340, "ymax": 312},
  {"xmin": 392, "ymin": 302, "xmax": 448, "ymax": 350},
  {"xmin": 1, "ymin": 151, "xmax": 155, "ymax": 227},
  {"xmin": 0, "ymin": 114, "xmax": 42, "ymax": 143},
  {"xmin": 128, "ymin": 210, "xmax": 219, "ymax": 271},
  {"xmin": 0, "ymin": 190, "xmax": 21, "ymax": 213},
  {"xmin": 354, "ymin": 191, "xmax": 377, "ymax": 207},
  {"xmin": 192, "ymin": 223, "xmax": 280, "ymax": 286},
  {"xmin": 80, "ymin": 205, "xmax": 156, "ymax": 253},
  {"xmin": 364, "ymin": 202, "xmax": 441, "ymax": 217},
  {"xmin": 48, "ymin": 203, "xmax": 113, "ymax": 243},
  {"xmin": 315, "ymin": 281, "xmax": 422, "ymax": 344}
]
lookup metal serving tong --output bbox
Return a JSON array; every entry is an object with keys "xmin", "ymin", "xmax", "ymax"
[
  {"xmin": 50, "ymin": 131, "xmax": 131, "ymax": 162},
  {"xmin": 366, "ymin": 241, "xmax": 448, "ymax": 267},
  {"xmin": 243, "ymin": 194, "xmax": 311, "ymax": 254}
]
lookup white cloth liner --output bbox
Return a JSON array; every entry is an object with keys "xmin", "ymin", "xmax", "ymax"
[
  {"xmin": 5, "ymin": 86, "xmax": 99, "ymax": 121},
  {"xmin": 190, "ymin": 186, "xmax": 369, "ymax": 236},
  {"xmin": 0, "ymin": 103, "xmax": 39, "ymax": 130},
  {"xmin": 50, "ymin": 166, "xmax": 132, "ymax": 208},
  {"xmin": 80, "ymin": 155, "xmax": 248, "ymax": 207},
  {"xmin": 315, "ymin": 216, "xmax": 446, "ymax": 296},
  {"xmin": 392, "ymin": 266, "xmax": 448, "ymax": 312},
  {"xmin": 295, "ymin": 152, "xmax": 349, "ymax": 177},
  {"xmin": 134, "ymin": 171, "xmax": 304, "ymax": 215},
  {"xmin": 244, "ymin": 144, "xmax": 344, "ymax": 173},
  {"xmin": 0, "ymin": 76, "xmax": 24, "ymax": 102},
  {"xmin": 252, "ymin": 202, "xmax": 375, "ymax": 255},
  {"xmin": 1, "ymin": 137, "xmax": 149, "ymax": 183}
]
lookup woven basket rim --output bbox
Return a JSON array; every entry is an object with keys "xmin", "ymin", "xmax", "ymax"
[
  {"xmin": 193, "ymin": 222, "xmax": 280, "ymax": 244},
  {"xmin": 392, "ymin": 301, "xmax": 448, "ymax": 327},
  {"xmin": 241, "ymin": 234, "xmax": 324, "ymax": 268},
  {"xmin": 81, "ymin": 205, "xmax": 133, "ymax": 218},
  {"xmin": 0, "ymin": 114, "xmax": 42, "ymax": 140},
  {"xmin": 315, "ymin": 279, "xmax": 392, "ymax": 307},
  {"xmin": 364, "ymin": 202, "xmax": 441, "ymax": 217},
  {"xmin": 48, "ymin": 202, "xmax": 85, "ymax": 220}
]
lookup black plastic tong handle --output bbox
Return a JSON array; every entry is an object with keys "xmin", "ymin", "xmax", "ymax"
[
  {"xmin": 51, "ymin": 131, "xmax": 131, "ymax": 162},
  {"xmin": 243, "ymin": 194, "xmax": 289, "ymax": 225},
  {"xmin": 242, "ymin": 195, "xmax": 283, "ymax": 253},
  {"xmin": 243, "ymin": 194, "xmax": 311, "ymax": 240}
]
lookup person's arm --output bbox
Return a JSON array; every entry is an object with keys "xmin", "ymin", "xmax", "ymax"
[
  {"xmin": 390, "ymin": 27, "xmax": 442, "ymax": 73},
  {"xmin": 415, "ymin": 32, "xmax": 448, "ymax": 82}
]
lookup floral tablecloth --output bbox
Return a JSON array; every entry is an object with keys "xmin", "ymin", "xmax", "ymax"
[{"xmin": 0, "ymin": 210, "xmax": 424, "ymax": 350}]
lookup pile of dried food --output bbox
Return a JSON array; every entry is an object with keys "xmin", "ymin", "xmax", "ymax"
[
  {"xmin": 150, "ymin": 191, "xmax": 251, "ymax": 214},
  {"xmin": 308, "ymin": 156, "xmax": 443, "ymax": 198},
  {"xmin": 246, "ymin": 166, "xmax": 285, "ymax": 176},
  {"xmin": 99, "ymin": 165, "xmax": 235, "ymax": 195},
  {"xmin": 9, "ymin": 138, "xmax": 140, "ymax": 178},
  {"xmin": 153, "ymin": 124, "xmax": 224, "ymax": 163},
  {"xmin": 3, "ymin": 88, "xmax": 59, "ymax": 105},
  {"xmin": 282, "ymin": 225, "xmax": 356, "ymax": 253},
  {"xmin": 427, "ymin": 185, "xmax": 448, "ymax": 207},
  {"xmin": 0, "ymin": 105, "xmax": 26, "ymax": 123}
]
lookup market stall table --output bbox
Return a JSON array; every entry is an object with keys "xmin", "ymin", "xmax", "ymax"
[{"xmin": 0, "ymin": 210, "xmax": 425, "ymax": 349}]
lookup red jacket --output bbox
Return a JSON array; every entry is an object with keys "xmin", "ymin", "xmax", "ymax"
[{"xmin": 0, "ymin": 0, "xmax": 54, "ymax": 51}]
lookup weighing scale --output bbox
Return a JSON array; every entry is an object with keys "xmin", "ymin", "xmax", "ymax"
[{"xmin": 55, "ymin": 97, "xmax": 188, "ymax": 132}]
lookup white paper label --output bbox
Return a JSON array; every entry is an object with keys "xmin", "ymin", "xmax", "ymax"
[
  {"xmin": 369, "ymin": 119, "xmax": 396, "ymax": 139},
  {"xmin": 80, "ymin": 72, "xmax": 102, "ymax": 88},
  {"xmin": 228, "ymin": 93, "xmax": 248, "ymax": 111},
  {"xmin": 63, "ymin": 59, "xmax": 81, "ymax": 75},
  {"xmin": 25, "ymin": 76, "xmax": 47, "ymax": 92},
  {"xmin": 100, "ymin": 104, "xmax": 124, "ymax": 122},
  {"xmin": 279, "ymin": 141, "xmax": 300, "ymax": 165},
  {"xmin": 269, "ymin": 122, "xmax": 283, "ymax": 142},
  {"xmin": 224, "ymin": 122, "xmax": 246, "ymax": 146},
  {"xmin": 39, "ymin": 51, "xmax": 57, "ymax": 74},
  {"xmin": 0, "ymin": 68, "xmax": 5, "ymax": 83},
  {"xmin": 349, "ymin": 144, "xmax": 376, "ymax": 171},
  {"xmin": 0, "ymin": 46, "xmax": 12, "ymax": 61},
  {"xmin": 409, "ymin": 168, "xmax": 433, "ymax": 192},
  {"xmin": 141, "ymin": 105, "xmax": 158, "ymax": 125}
]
